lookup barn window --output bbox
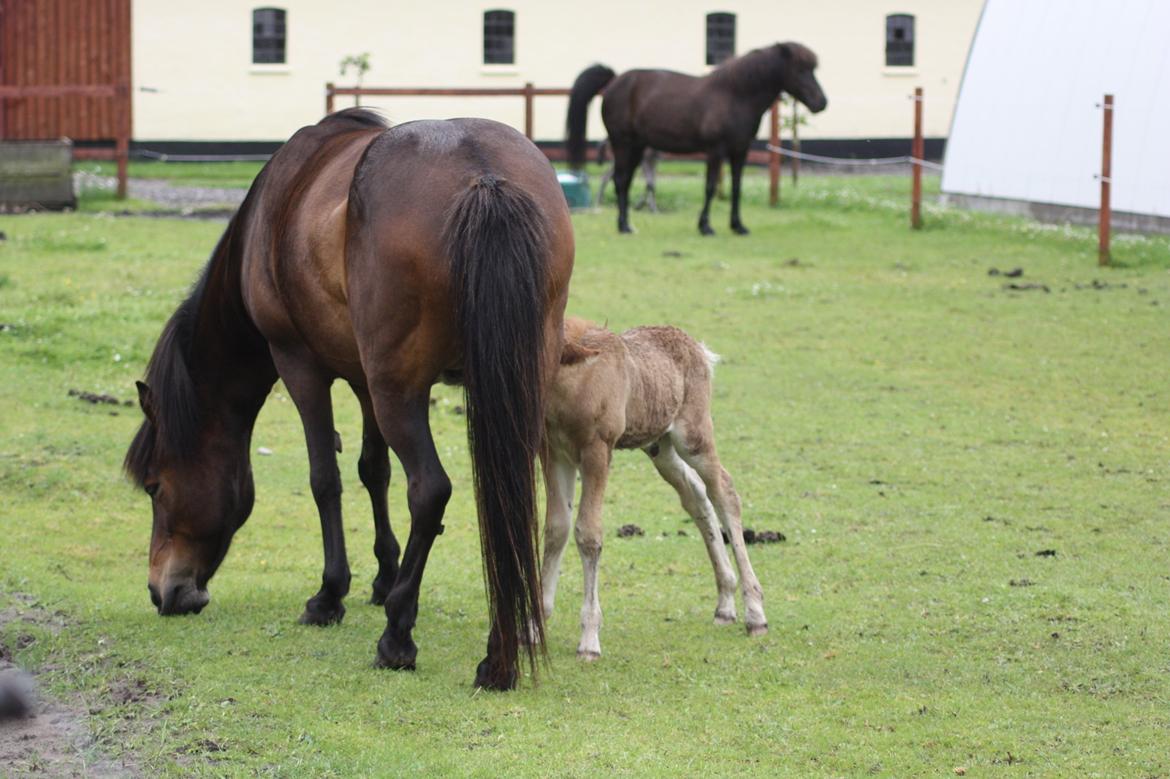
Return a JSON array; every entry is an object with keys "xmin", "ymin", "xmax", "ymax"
[
  {"xmin": 252, "ymin": 7, "xmax": 287, "ymax": 64},
  {"xmin": 886, "ymin": 14, "xmax": 915, "ymax": 67},
  {"xmin": 706, "ymin": 12, "xmax": 736, "ymax": 65},
  {"xmin": 483, "ymin": 10, "xmax": 515, "ymax": 65}
]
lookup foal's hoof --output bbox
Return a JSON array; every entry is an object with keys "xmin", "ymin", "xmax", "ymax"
[
  {"xmin": 713, "ymin": 610, "xmax": 738, "ymax": 626},
  {"xmin": 576, "ymin": 649, "xmax": 601, "ymax": 662},
  {"xmin": 746, "ymin": 622, "xmax": 769, "ymax": 637},
  {"xmin": 375, "ymin": 632, "xmax": 418, "ymax": 671},
  {"xmin": 732, "ymin": 224, "xmax": 751, "ymax": 236},
  {"xmin": 473, "ymin": 657, "xmax": 518, "ymax": 691},
  {"xmin": 298, "ymin": 596, "xmax": 345, "ymax": 626}
]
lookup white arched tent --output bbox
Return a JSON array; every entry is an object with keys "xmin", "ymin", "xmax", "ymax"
[{"xmin": 941, "ymin": 0, "xmax": 1170, "ymax": 233}]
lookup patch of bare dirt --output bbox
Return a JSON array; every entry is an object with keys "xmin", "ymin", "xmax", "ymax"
[{"xmin": 0, "ymin": 595, "xmax": 143, "ymax": 777}]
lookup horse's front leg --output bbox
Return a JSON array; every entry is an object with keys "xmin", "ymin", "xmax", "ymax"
[
  {"xmin": 698, "ymin": 152, "xmax": 723, "ymax": 236},
  {"xmin": 354, "ymin": 391, "xmax": 399, "ymax": 605},
  {"xmin": 371, "ymin": 393, "xmax": 451, "ymax": 673},
  {"xmin": 574, "ymin": 440, "xmax": 612, "ymax": 660},
  {"xmin": 728, "ymin": 149, "xmax": 750, "ymax": 235},
  {"xmin": 538, "ymin": 448, "xmax": 578, "ymax": 622},
  {"xmin": 271, "ymin": 350, "xmax": 351, "ymax": 626}
]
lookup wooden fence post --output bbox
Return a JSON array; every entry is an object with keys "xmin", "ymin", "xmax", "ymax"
[
  {"xmin": 115, "ymin": 81, "xmax": 130, "ymax": 199},
  {"xmin": 911, "ymin": 86, "xmax": 923, "ymax": 230},
  {"xmin": 769, "ymin": 99, "xmax": 780, "ymax": 206},
  {"xmin": 325, "ymin": 82, "xmax": 335, "ymax": 116},
  {"xmin": 524, "ymin": 82, "xmax": 535, "ymax": 140},
  {"xmin": 1098, "ymin": 94, "xmax": 1113, "ymax": 266}
]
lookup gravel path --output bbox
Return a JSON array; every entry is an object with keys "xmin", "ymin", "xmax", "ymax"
[{"xmin": 74, "ymin": 171, "xmax": 244, "ymax": 211}]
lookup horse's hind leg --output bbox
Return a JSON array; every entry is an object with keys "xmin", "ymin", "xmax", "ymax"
[
  {"xmin": 612, "ymin": 142, "xmax": 644, "ymax": 234},
  {"xmin": 575, "ymin": 440, "xmax": 612, "ymax": 659},
  {"xmin": 698, "ymin": 152, "xmax": 723, "ymax": 236},
  {"xmin": 645, "ymin": 437, "xmax": 738, "ymax": 624},
  {"xmin": 371, "ymin": 391, "xmax": 452, "ymax": 672},
  {"xmin": 271, "ymin": 350, "xmax": 351, "ymax": 626},
  {"xmin": 354, "ymin": 391, "xmax": 399, "ymax": 605},
  {"xmin": 671, "ymin": 421, "xmax": 767, "ymax": 635},
  {"xmin": 728, "ymin": 149, "xmax": 750, "ymax": 235}
]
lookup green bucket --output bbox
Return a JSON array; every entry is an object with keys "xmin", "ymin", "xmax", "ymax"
[{"xmin": 557, "ymin": 171, "xmax": 592, "ymax": 209}]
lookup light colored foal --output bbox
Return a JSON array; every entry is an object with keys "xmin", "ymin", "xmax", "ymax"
[{"xmin": 540, "ymin": 317, "xmax": 767, "ymax": 660}]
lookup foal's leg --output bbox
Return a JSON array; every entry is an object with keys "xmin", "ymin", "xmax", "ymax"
[
  {"xmin": 728, "ymin": 149, "xmax": 750, "ymax": 235},
  {"xmin": 612, "ymin": 143, "xmax": 645, "ymax": 234},
  {"xmin": 645, "ymin": 437, "xmax": 738, "ymax": 624},
  {"xmin": 539, "ymin": 449, "xmax": 578, "ymax": 620},
  {"xmin": 575, "ymin": 440, "xmax": 612, "ymax": 659},
  {"xmin": 371, "ymin": 392, "xmax": 452, "ymax": 672},
  {"xmin": 698, "ymin": 152, "xmax": 723, "ymax": 236},
  {"xmin": 639, "ymin": 151, "xmax": 659, "ymax": 213},
  {"xmin": 270, "ymin": 350, "xmax": 350, "ymax": 626},
  {"xmin": 353, "ymin": 390, "xmax": 400, "ymax": 605},
  {"xmin": 671, "ymin": 421, "xmax": 767, "ymax": 635}
]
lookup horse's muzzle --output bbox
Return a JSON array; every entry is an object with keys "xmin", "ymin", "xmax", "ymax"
[{"xmin": 151, "ymin": 581, "xmax": 210, "ymax": 615}]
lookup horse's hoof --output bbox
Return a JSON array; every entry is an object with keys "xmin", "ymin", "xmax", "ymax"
[
  {"xmin": 369, "ymin": 580, "xmax": 391, "ymax": 606},
  {"xmin": 473, "ymin": 657, "xmax": 517, "ymax": 691},
  {"xmin": 298, "ymin": 596, "xmax": 345, "ymax": 626},
  {"xmin": 375, "ymin": 632, "xmax": 418, "ymax": 670},
  {"xmin": 576, "ymin": 649, "xmax": 601, "ymax": 662},
  {"xmin": 732, "ymin": 224, "xmax": 750, "ymax": 236},
  {"xmin": 746, "ymin": 622, "xmax": 769, "ymax": 637},
  {"xmin": 699, "ymin": 225, "xmax": 716, "ymax": 237},
  {"xmin": 713, "ymin": 611, "xmax": 738, "ymax": 626}
]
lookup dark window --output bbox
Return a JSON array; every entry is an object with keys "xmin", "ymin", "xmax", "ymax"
[
  {"xmin": 484, "ymin": 10, "xmax": 515, "ymax": 65},
  {"xmin": 886, "ymin": 13, "xmax": 914, "ymax": 67},
  {"xmin": 706, "ymin": 12, "xmax": 736, "ymax": 65},
  {"xmin": 253, "ymin": 7, "xmax": 286, "ymax": 64}
]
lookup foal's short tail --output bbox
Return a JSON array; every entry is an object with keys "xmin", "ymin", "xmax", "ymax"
[
  {"xmin": 445, "ymin": 174, "xmax": 550, "ymax": 686},
  {"xmin": 566, "ymin": 64, "xmax": 616, "ymax": 170}
]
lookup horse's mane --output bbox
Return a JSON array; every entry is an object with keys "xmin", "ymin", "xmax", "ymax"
[
  {"xmin": 123, "ymin": 255, "xmax": 215, "ymax": 486},
  {"xmin": 322, "ymin": 106, "xmax": 389, "ymax": 130},
  {"xmin": 712, "ymin": 42, "xmax": 817, "ymax": 88}
]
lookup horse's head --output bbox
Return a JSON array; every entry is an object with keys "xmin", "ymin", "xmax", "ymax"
[
  {"xmin": 778, "ymin": 42, "xmax": 828, "ymax": 113},
  {"xmin": 127, "ymin": 373, "xmax": 255, "ymax": 617}
]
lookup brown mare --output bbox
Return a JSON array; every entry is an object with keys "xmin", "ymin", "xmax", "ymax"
[
  {"xmin": 566, "ymin": 42, "xmax": 827, "ymax": 235},
  {"xmin": 540, "ymin": 318, "xmax": 765, "ymax": 659},
  {"xmin": 124, "ymin": 109, "xmax": 575, "ymax": 690}
]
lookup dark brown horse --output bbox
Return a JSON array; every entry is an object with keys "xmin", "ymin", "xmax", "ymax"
[
  {"xmin": 566, "ymin": 42, "xmax": 827, "ymax": 235},
  {"xmin": 124, "ymin": 109, "xmax": 575, "ymax": 690}
]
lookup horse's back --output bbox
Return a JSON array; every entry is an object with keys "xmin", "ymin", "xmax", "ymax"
[
  {"xmin": 241, "ymin": 111, "xmax": 389, "ymax": 376},
  {"xmin": 345, "ymin": 118, "xmax": 574, "ymax": 394},
  {"xmin": 602, "ymin": 70, "xmax": 718, "ymax": 151}
]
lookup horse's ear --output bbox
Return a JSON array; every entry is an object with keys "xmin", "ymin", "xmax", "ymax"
[
  {"xmin": 777, "ymin": 42, "xmax": 792, "ymax": 62},
  {"xmin": 136, "ymin": 381, "xmax": 156, "ymax": 423},
  {"xmin": 561, "ymin": 340, "xmax": 601, "ymax": 366}
]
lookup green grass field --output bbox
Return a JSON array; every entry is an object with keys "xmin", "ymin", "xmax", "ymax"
[{"xmin": 2, "ymin": 170, "xmax": 1169, "ymax": 776}]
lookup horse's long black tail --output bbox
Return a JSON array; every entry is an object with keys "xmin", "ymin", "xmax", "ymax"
[
  {"xmin": 566, "ymin": 64, "xmax": 615, "ymax": 170},
  {"xmin": 445, "ymin": 174, "xmax": 550, "ymax": 685}
]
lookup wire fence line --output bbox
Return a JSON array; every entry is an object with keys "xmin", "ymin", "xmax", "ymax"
[{"xmin": 765, "ymin": 144, "xmax": 944, "ymax": 172}]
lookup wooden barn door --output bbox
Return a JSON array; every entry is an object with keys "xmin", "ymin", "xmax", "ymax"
[{"xmin": 0, "ymin": 0, "xmax": 132, "ymax": 194}]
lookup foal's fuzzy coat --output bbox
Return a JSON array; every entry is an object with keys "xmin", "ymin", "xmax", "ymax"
[{"xmin": 540, "ymin": 317, "xmax": 767, "ymax": 659}]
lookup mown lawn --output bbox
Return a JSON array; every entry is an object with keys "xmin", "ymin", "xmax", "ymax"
[{"xmin": 1, "ymin": 171, "xmax": 1169, "ymax": 777}]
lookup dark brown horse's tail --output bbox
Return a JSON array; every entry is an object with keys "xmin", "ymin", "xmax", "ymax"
[
  {"xmin": 445, "ymin": 174, "xmax": 550, "ymax": 685},
  {"xmin": 566, "ymin": 64, "xmax": 615, "ymax": 170}
]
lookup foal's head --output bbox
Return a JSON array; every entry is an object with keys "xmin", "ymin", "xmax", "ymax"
[
  {"xmin": 124, "ymin": 294, "xmax": 257, "ymax": 617},
  {"xmin": 777, "ymin": 42, "xmax": 828, "ymax": 113}
]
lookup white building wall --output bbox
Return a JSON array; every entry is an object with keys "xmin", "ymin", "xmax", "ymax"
[
  {"xmin": 132, "ymin": 0, "xmax": 983, "ymax": 143},
  {"xmin": 942, "ymin": 0, "xmax": 1170, "ymax": 219}
]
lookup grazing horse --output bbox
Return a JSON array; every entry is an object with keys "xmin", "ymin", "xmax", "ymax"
[
  {"xmin": 540, "ymin": 317, "xmax": 766, "ymax": 659},
  {"xmin": 124, "ymin": 109, "xmax": 575, "ymax": 690},
  {"xmin": 566, "ymin": 42, "xmax": 827, "ymax": 235}
]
